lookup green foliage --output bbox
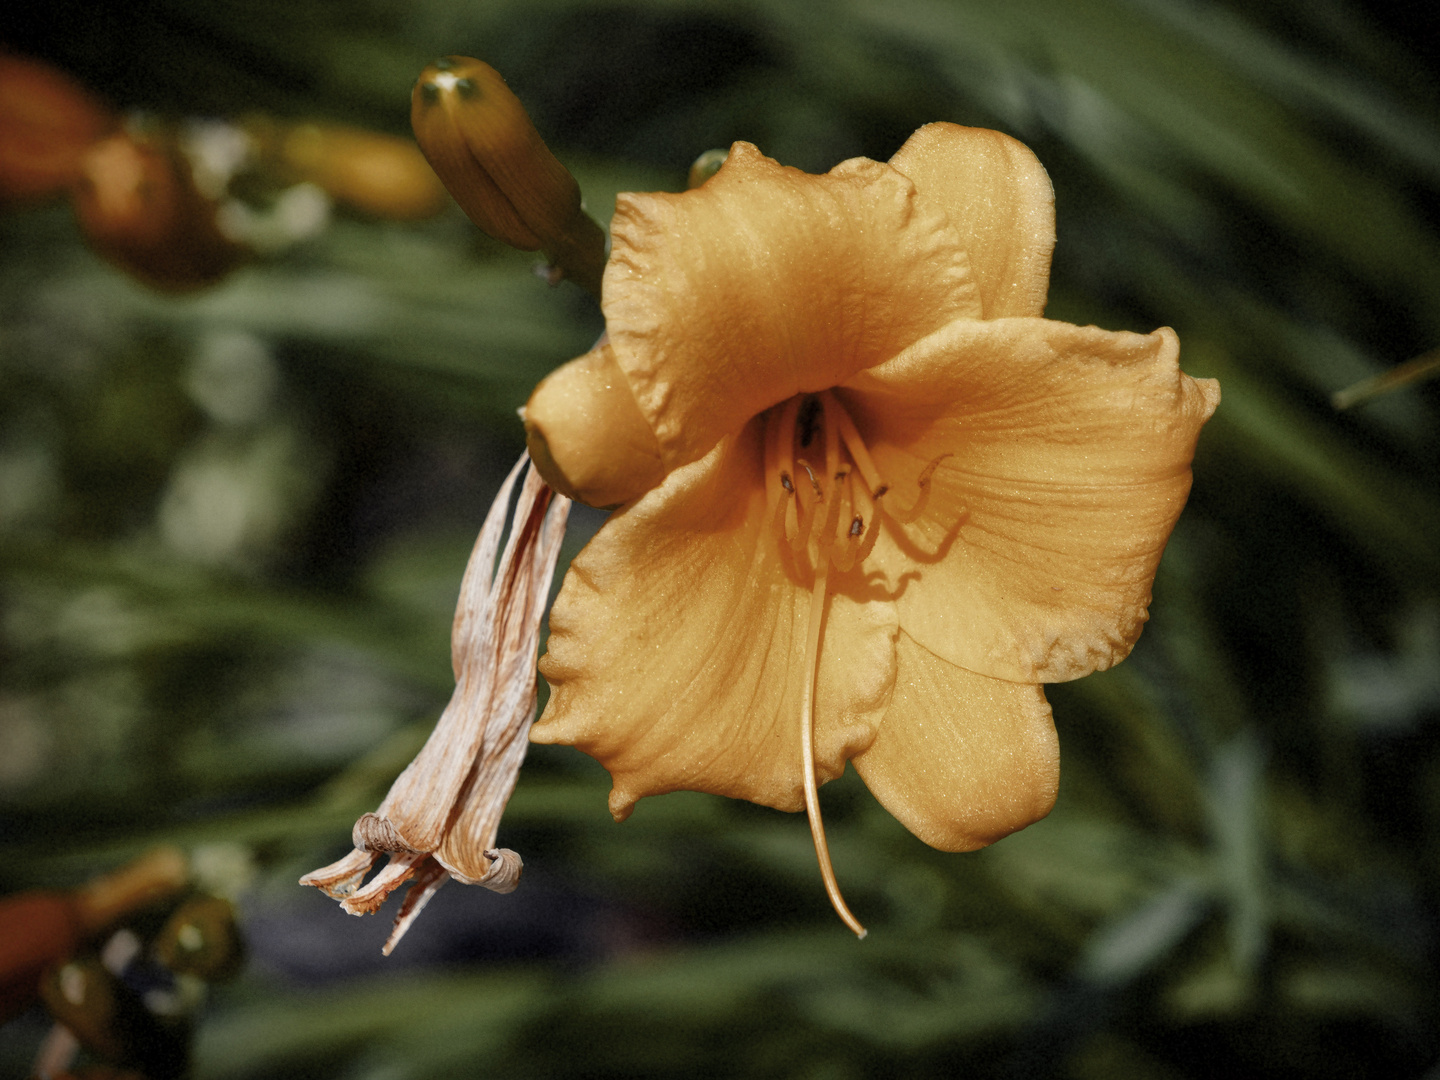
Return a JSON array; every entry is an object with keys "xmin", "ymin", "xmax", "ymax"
[{"xmin": 2, "ymin": 1, "xmax": 1438, "ymax": 1077}]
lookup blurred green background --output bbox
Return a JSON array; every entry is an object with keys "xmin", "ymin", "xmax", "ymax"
[{"xmin": 2, "ymin": 0, "xmax": 1438, "ymax": 1076}]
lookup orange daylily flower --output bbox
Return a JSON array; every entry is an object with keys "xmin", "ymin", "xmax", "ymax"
[{"xmin": 524, "ymin": 123, "xmax": 1220, "ymax": 935}]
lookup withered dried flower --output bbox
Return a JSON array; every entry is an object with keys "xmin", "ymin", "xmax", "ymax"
[{"xmin": 301, "ymin": 456, "xmax": 570, "ymax": 953}]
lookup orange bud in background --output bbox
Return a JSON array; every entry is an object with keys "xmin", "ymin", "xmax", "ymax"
[
  {"xmin": 73, "ymin": 130, "xmax": 245, "ymax": 291},
  {"xmin": 270, "ymin": 122, "xmax": 449, "ymax": 220},
  {"xmin": 0, "ymin": 848, "xmax": 187, "ymax": 1025},
  {"xmin": 0, "ymin": 893, "xmax": 84, "ymax": 1023},
  {"xmin": 39, "ymin": 958, "xmax": 188, "ymax": 1076},
  {"xmin": 0, "ymin": 52, "xmax": 117, "ymax": 205},
  {"xmin": 151, "ymin": 895, "xmax": 244, "ymax": 982},
  {"xmin": 411, "ymin": 57, "xmax": 606, "ymax": 296}
]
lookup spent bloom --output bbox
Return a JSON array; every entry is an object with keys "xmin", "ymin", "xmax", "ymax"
[
  {"xmin": 302, "ymin": 459, "xmax": 569, "ymax": 953},
  {"xmin": 524, "ymin": 124, "xmax": 1220, "ymax": 934}
]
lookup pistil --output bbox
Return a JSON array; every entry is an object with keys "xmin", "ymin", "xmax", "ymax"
[
  {"xmin": 799, "ymin": 548, "xmax": 867, "ymax": 938},
  {"xmin": 762, "ymin": 388, "xmax": 955, "ymax": 936}
]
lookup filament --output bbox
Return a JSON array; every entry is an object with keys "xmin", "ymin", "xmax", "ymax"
[
  {"xmin": 885, "ymin": 453, "xmax": 952, "ymax": 524},
  {"xmin": 833, "ymin": 400, "xmax": 884, "ymax": 493}
]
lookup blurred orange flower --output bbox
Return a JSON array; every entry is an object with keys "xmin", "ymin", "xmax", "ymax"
[
  {"xmin": 0, "ymin": 52, "xmax": 115, "ymax": 205},
  {"xmin": 73, "ymin": 131, "xmax": 245, "ymax": 290},
  {"xmin": 524, "ymin": 124, "xmax": 1220, "ymax": 934}
]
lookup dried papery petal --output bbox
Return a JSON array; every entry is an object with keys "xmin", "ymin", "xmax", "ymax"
[
  {"xmin": 360, "ymin": 455, "xmax": 533, "ymax": 854},
  {"xmin": 301, "ymin": 454, "xmax": 571, "ymax": 952},
  {"xmin": 340, "ymin": 850, "xmax": 429, "ymax": 916},
  {"xmin": 298, "ymin": 847, "xmax": 375, "ymax": 901},
  {"xmin": 382, "ymin": 858, "xmax": 448, "ymax": 955},
  {"xmin": 437, "ymin": 464, "xmax": 569, "ymax": 884}
]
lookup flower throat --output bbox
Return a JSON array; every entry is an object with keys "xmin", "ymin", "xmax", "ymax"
[{"xmin": 762, "ymin": 390, "xmax": 946, "ymax": 937}]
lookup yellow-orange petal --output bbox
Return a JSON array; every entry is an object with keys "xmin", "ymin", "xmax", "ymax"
[
  {"xmin": 842, "ymin": 316, "xmax": 1219, "ymax": 683},
  {"xmin": 524, "ymin": 344, "xmax": 665, "ymax": 508},
  {"xmin": 603, "ymin": 142, "xmax": 982, "ymax": 473},
  {"xmin": 888, "ymin": 123, "xmax": 1055, "ymax": 320},
  {"xmin": 852, "ymin": 631, "xmax": 1058, "ymax": 851},
  {"xmin": 534, "ymin": 418, "xmax": 898, "ymax": 817}
]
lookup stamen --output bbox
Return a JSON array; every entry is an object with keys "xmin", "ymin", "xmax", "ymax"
[
  {"xmin": 765, "ymin": 395, "xmax": 795, "ymax": 506},
  {"xmin": 765, "ymin": 396, "xmax": 805, "ymax": 559},
  {"xmin": 792, "ymin": 458, "xmax": 822, "ymax": 566},
  {"xmin": 817, "ymin": 468, "xmax": 846, "ymax": 559},
  {"xmin": 771, "ymin": 487, "xmax": 802, "ymax": 582},
  {"xmin": 797, "ymin": 460, "xmax": 823, "ymax": 499},
  {"xmin": 885, "ymin": 453, "xmax": 952, "ymax": 524},
  {"xmin": 852, "ymin": 509, "xmax": 884, "ymax": 565},
  {"xmin": 843, "ymin": 476, "xmax": 882, "ymax": 567},
  {"xmin": 831, "ymin": 396, "xmax": 884, "ymax": 493},
  {"xmin": 799, "ymin": 554, "xmax": 866, "ymax": 938},
  {"xmin": 829, "ymin": 469, "xmax": 862, "ymax": 573}
]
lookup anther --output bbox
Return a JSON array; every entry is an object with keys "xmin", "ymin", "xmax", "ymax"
[
  {"xmin": 797, "ymin": 460, "xmax": 823, "ymax": 498},
  {"xmin": 849, "ymin": 517, "xmax": 863, "ymax": 537},
  {"xmin": 780, "ymin": 471, "xmax": 794, "ymax": 493}
]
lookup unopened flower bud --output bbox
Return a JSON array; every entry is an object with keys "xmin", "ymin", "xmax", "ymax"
[
  {"xmin": 0, "ymin": 53, "xmax": 116, "ymax": 205},
  {"xmin": 39, "ymin": 958, "xmax": 186, "ymax": 1072},
  {"xmin": 524, "ymin": 345, "xmax": 664, "ymax": 508},
  {"xmin": 152, "ymin": 895, "xmax": 244, "ymax": 981},
  {"xmin": 276, "ymin": 122, "xmax": 448, "ymax": 220},
  {"xmin": 0, "ymin": 848, "xmax": 186, "ymax": 1025},
  {"xmin": 411, "ymin": 57, "xmax": 606, "ymax": 296},
  {"xmin": 73, "ymin": 130, "xmax": 245, "ymax": 290}
]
